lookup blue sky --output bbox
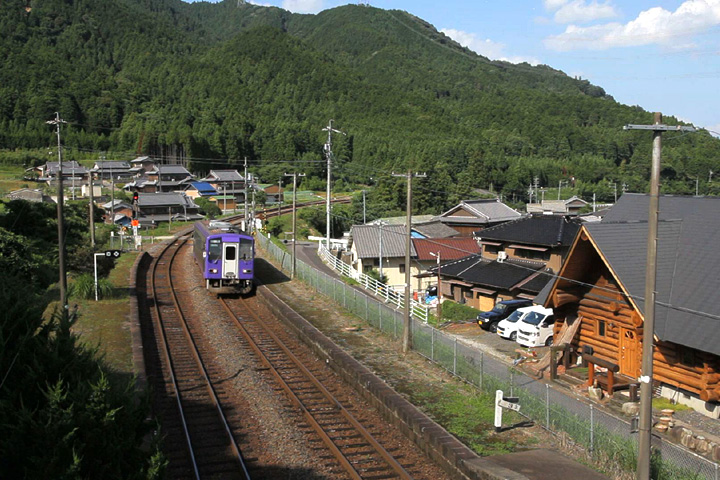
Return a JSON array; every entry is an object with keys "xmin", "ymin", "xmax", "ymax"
[{"xmin": 194, "ymin": 1, "xmax": 720, "ymax": 134}]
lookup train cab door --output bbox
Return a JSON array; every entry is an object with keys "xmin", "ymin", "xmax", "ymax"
[{"xmin": 223, "ymin": 242, "xmax": 239, "ymax": 278}]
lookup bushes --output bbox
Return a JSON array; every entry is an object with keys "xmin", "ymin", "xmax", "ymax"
[
  {"xmin": 69, "ymin": 273, "xmax": 114, "ymax": 300},
  {"xmin": 440, "ymin": 300, "xmax": 480, "ymax": 322}
]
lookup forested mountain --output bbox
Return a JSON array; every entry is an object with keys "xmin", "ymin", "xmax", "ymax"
[{"xmin": 2, "ymin": 0, "xmax": 719, "ymax": 209}]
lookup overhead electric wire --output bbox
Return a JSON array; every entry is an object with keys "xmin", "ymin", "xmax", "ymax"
[{"xmin": 310, "ymin": 205, "xmax": 720, "ymax": 323}]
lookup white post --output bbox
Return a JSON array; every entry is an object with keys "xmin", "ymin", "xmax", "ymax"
[
  {"xmin": 494, "ymin": 390, "xmax": 504, "ymax": 432},
  {"xmin": 94, "ymin": 253, "xmax": 104, "ymax": 301}
]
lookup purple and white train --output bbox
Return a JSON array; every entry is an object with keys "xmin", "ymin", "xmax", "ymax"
[{"xmin": 193, "ymin": 220, "xmax": 254, "ymax": 295}]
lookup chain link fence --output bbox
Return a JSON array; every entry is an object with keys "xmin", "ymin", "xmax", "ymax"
[{"xmin": 258, "ymin": 233, "xmax": 719, "ymax": 480}]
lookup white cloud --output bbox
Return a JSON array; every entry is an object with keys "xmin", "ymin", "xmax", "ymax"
[
  {"xmin": 552, "ymin": 1, "xmax": 619, "ymax": 24},
  {"xmin": 248, "ymin": 0, "xmax": 274, "ymax": 5},
  {"xmin": 281, "ymin": 0, "xmax": 323, "ymax": 14},
  {"xmin": 441, "ymin": 28, "xmax": 541, "ymax": 65},
  {"xmin": 545, "ymin": 0, "xmax": 720, "ymax": 51},
  {"xmin": 706, "ymin": 123, "xmax": 720, "ymax": 136}
]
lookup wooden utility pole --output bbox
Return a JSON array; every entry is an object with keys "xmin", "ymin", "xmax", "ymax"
[
  {"xmin": 624, "ymin": 113, "xmax": 695, "ymax": 480},
  {"xmin": 47, "ymin": 113, "xmax": 68, "ymax": 309},
  {"xmin": 392, "ymin": 170, "xmax": 426, "ymax": 353},
  {"xmin": 284, "ymin": 171, "xmax": 306, "ymax": 279}
]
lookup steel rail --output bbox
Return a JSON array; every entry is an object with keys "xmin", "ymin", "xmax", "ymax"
[
  {"xmin": 151, "ymin": 235, "xmax": 250, "ymax": 480},
  {"xmin": 220, "ymin": 296, "xmax": 413, "ymax": 480}
]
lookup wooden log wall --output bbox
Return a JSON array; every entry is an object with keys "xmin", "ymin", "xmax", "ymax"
[{"xmin": 550, "ymin": 234, "xmax": 720, "ymax": 403}]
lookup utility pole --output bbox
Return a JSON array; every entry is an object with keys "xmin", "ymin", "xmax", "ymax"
[
  {"xmin": 88, "ymin": 167, "xmax": 95, "ymax": 247},
  {"xmin": 609, "ymin": 181, "xmax": 617, "ymax": 203},
  {"xmin": 362, "ymin": 190, "xmax": 366, "ymax": 224},
  {"xmin": 277, "ymin": 177, "xmax": 282, "ymax": 219},
  {"xmin": 392, "ymin": 170, "xmax": 426, "ymax": 354},
  {"xmin": 430, "ymin": 251, "xmax": 442, "ymax": 321},
  {"xmin": 284, "ymin": 171, "xmax": 306, "ymax": 279},
  {"xmin": 244, "ymin": 156, "xmax": 249, "ymax": 232},
  {"xmin": 322, "ymin": 120, "xmax": 345, "ymax": 249},
  {"xmin": 47, "ymin": 113, "xmax": 68, "ymax": 309},
  {"xmin": 624, "ymin": 113, "xmax": 695, "ymax": 480}
]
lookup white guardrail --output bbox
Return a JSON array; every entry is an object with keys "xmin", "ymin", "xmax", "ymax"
[{"xmin": 317, "ymin": 243, "xmax": 430, "ymax": 324}]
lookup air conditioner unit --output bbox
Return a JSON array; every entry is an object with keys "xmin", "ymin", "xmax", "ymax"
[{"xmin": 497, "ymin": 251, "xmax": 508, "ymax": 262}]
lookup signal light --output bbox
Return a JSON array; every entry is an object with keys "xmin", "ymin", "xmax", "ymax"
[{"xmin": 132, "ymin": 192, "xmax": 139, "ymax": 203}]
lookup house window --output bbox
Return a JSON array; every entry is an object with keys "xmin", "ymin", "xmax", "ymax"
[
  {"xmin": 597, "ymin": 320, "xmax": 606, "ymax": 337},
  {"xmin": 363, "ymin": 265, "xmax": 373, "ymax": 274},
  {"xmin": 373, "ymin": 259, "xmax": 379, "ymax": 267},
  {"xmin": 399, "ymin": 264, "xmax": 405, "ymax": 273},
  {"xmin": 485, "ymin": 245, "xmax": 499, "ymax": 255}
]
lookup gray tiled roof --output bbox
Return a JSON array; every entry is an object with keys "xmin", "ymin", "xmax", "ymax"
[
  {"xmin": 93, "ymin": 161, "xmax": 130, "ymax": 170},
  {"xmin": 155, "ymin": 164, "xmax": 191, "ymax": 175},
  {"xmin": 350, "ymin": 224, "xmax": 416, "ymax": 259},
  {"xmin": 137, "ymin": 192, "xmax": 197, "ymax": 208},
  {"xmin": 205, "ymin": 170, "xmax": 244, "ymax": 182},
  {"xmin": 412, "ymin": 220, "xmax": 459, "ymax": 238},
  {"xmin": 476, "ymin": 215, "xmax": 581, "ymax": 246},
  {"xmin": 584, "ymin": 193, "xmax": 720, "ymax": 355},
  {"xmin": 439, "ymin": 199, "xmax": 521, "ymax": 225}
]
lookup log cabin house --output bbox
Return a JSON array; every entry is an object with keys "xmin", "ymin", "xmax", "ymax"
[{"xmin": 539, "ymin": 194, "xmax": 720, "ymax": 417}]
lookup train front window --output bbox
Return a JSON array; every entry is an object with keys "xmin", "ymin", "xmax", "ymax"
[
  {"xmin": 208, "ymin": 239, "xmax": 222, "ymax": 262},
  {"xmin": 225, "ymin": 245, "xmax": 236, "ymax": 260},
  {"xmin": 239, "ymin": 238, "xmax": 253, "ymax": 260}
]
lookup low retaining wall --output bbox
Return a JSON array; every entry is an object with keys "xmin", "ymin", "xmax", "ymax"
[{"xmin": 257, "ymin": 283, "xmax": 529, "ymax": 480}]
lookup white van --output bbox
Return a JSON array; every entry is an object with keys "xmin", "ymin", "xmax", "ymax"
[
  {"xmin": 515, "ymin": 306, "xmax": 555, "ymax": 347},
  {"xmin": 496, "ymin": 306, "xmax": 535, "ymax": 341}
]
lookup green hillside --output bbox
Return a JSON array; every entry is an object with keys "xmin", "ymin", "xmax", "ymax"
[{"xmin": 1, "ymin": 0, "xmax": 718, "ymax": 209}]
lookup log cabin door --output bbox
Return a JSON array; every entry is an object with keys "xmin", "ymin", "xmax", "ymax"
[{"xmin": 619, "ymin": 327, "xmax": 639, "ymax": 377}]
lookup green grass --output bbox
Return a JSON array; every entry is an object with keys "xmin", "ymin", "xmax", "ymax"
[
  {"xmin": 68, "ymin": 251, "xmax": 139, "ymax": 375},
  {"xmin": 652, "ymin": 397, "xmax": 691, "ymax": 412},
  {"xmin": 407, "ymin": 382, "xmax": 526, "ymax": 456}
]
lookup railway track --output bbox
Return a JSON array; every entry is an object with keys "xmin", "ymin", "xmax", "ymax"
[
  {"xmin": 145, "ymin": 235, "xmax": 250, "ymax": 480},
  {"xmin": 220, "ymin": 295, "xmax": 416, "ymax": 480},
  {"xmin": 138, "ymin": 196, "xmax": 447, "ymax": 479}
]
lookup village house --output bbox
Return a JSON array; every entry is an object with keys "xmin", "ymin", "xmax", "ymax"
[
  {"xmin": 91, "ymin": 160, "xmax": 133, "ymax": 181},
  {"xmin": 526, "ymin": 196, "xmax": 590, "ymax": 215},
  {"xmin": 538, "ymin": 194, "xmax": 720, "ymax": 417},
  {"xmin": 436, "ymin": 198, "xmax": 521, "ymax": 236},
  {"xmin": 430, "ymin": 215, "xmax": 581, "ymax": 311},
  {"xmin": 135, "ymin": 192, "xmax": 202, "ymax": 226},
  {"xmin": 201, "ymin": 170, "xmax": 247, "ymax": 204},
  {"xmin": 184, "ymin": 181, "xmax": 218, "ymax": 200},
  {"xmin": 347, "ymin": 224, "xmax": 418, "ymax": 291},
  {"xmin": 413, "ymin": 237, "xmax": 481, "ymax": 292}
]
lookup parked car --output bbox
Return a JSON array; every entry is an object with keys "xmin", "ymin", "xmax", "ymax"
[
  {"xmin": 515, "ymin": 306, "xmax": 556, "ymax": 347},
  {"xmin": 496, "ymin": 306, "xmax": 534, "ymax": 341},
  {"xmin": 476, "ymin": 299, "xmax": 533, "ymax": 332}
]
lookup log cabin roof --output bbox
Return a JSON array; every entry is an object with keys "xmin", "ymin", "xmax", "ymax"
[{"xmin": 544, "ymin": 194, "xmax": 720, "ymax": 356}]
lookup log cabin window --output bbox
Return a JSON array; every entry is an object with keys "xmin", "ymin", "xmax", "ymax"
[{"xmin": 597, "ymin": 319, "xmax": 606, "ymax": 337}]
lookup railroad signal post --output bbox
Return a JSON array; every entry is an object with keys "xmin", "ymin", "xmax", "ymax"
[{"xmin": 94, "ymin": 250, "xmax": 121, "ymax": 301}]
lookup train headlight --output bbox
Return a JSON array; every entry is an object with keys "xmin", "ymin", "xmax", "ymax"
[
  {"xmin": 210, "ymin": 269, "xmax": 218, "ymax": 273},
  {"xmin": 243, "ymin": 269, "xmax": 252, "ymax": 273}
]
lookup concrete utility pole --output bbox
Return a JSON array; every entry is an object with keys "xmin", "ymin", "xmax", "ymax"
[
  {"xmin": 624, "ymin": 113, "xmax": 695, "ymax": 480},
  {"xmin": 392, "ymin": 170, "xmax": 426, "ymax": 354},
  {"xmin": 46, "ymin": 113, "xmax": 68, "ymax": 309},
  {"xmin": 88, "ymin": 167, "xmax": 95, "ymax": 247},
  {"xmin": 430, "ymin": 251, "xmax": 442, "ymax": 320},
  {"xmin": 244, "ymin": 156, "xmax": 249, "ymax": 232},
  {"xmin": 322, "ymin": 120, "xmax": 345, "ymax": 249},
  {"xmin": 284, "ymin": 171, "xmax": 306, "ymax": 279}
]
